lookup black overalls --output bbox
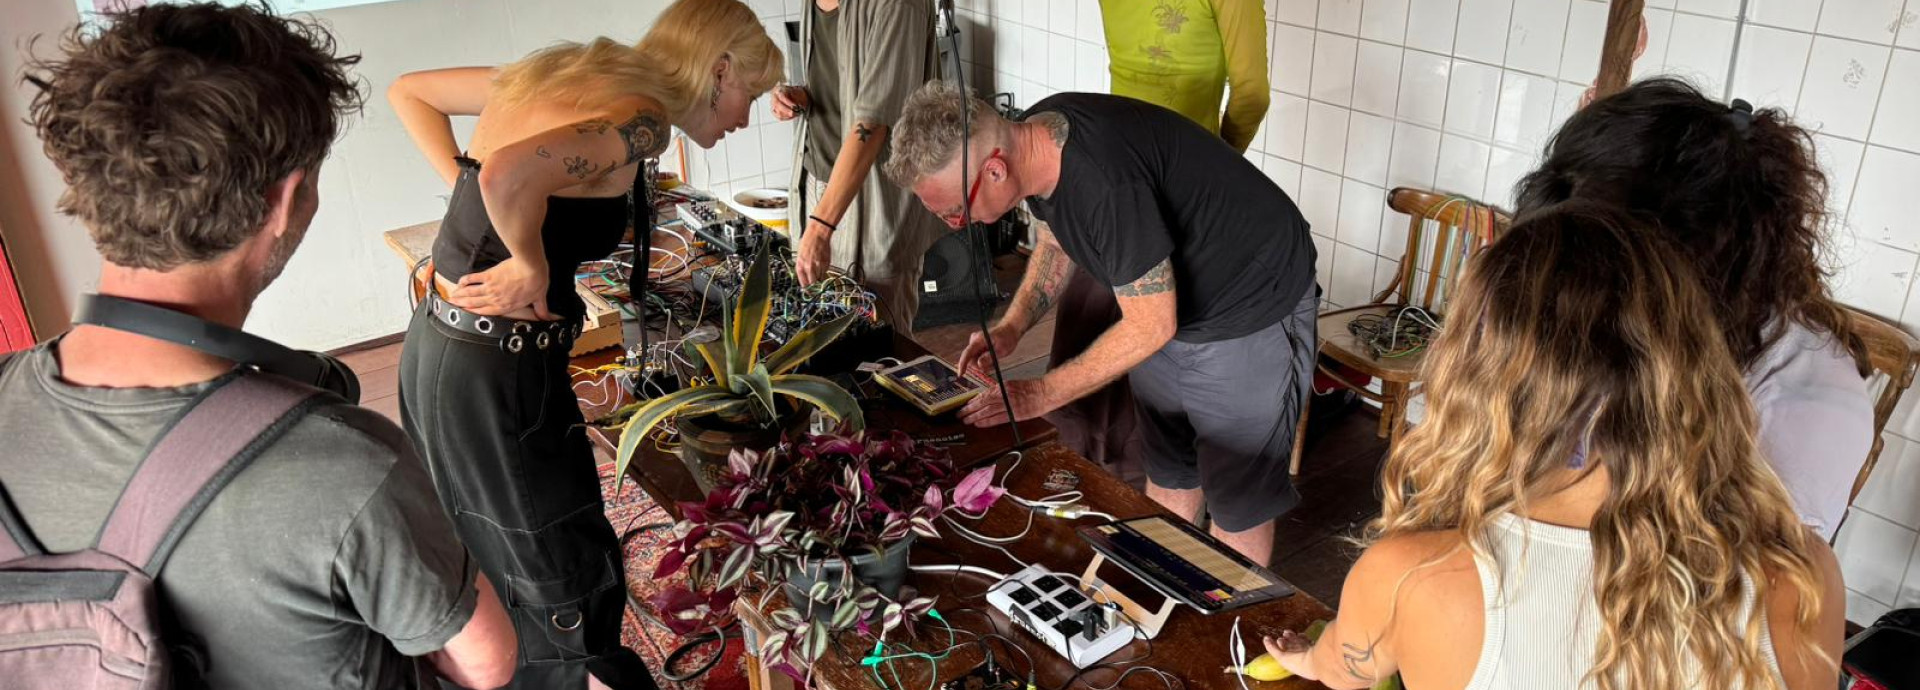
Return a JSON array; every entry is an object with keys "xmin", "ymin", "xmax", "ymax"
[{"xmin": 400, "ymin": 157, "xmax": 654, "ymax": 689}]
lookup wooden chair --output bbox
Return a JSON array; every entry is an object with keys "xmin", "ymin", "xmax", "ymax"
[
  {"xmin": 1843, "ymin": 307, "xmax": 1920, "ymax": 512},
  {"xmin": 1289, "ymin": 188, "xmax": 1508, "ymax": 475}
]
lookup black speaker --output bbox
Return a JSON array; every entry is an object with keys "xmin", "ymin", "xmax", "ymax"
[{"xmin": 913, "ymin": 221, "xmax": 1011, "ymax": 331}]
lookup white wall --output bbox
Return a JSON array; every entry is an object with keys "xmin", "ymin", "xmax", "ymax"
[
  {"xmin": 0, "ymin": 0, "xmax": 107, "ymax": 342},
  {"xmin": 0, "ymin": 0, "xmax": 803, "ymax": 351},
  {"xmin": 1724, "ymin": 0, "xmax": 1920, "ymax": 628},
  {"xmin": 958, "ymin": 0, "xmax": 1920, "ymax": 623}
]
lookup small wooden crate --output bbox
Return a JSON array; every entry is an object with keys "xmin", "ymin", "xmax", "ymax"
[{"xmin": 382, "ymin": 221, "xmax": 624, "ymax": 357}]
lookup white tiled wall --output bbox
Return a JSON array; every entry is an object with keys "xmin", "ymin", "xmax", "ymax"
[
  {"xmin": 667, "ymin": 0, "xmax": 801, "ymax": 200},
  {"xmin": 1738, "ymin": 0, "xmax": 1920, "ymax": 626},
  {"xmin": 940, "ymin": 0, "xmax": 1920, "ymax": 624}
]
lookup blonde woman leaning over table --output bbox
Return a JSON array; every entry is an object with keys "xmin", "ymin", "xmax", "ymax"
[
  {"xmin": 387, "ymin": 1, "xmax": 783, "ymax": 686},
  {"xmin": 1267, "ymin": 205, "xmax": 1843, "ymax": 690}
]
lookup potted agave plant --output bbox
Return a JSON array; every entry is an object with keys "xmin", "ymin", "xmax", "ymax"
[
  {"xmin": 650, "ymin": 430, "xmax": 1006, "ymax": 682},
  {"xmin": 613, "ymin": 240, "xmax": 865, "ymax": 491}
]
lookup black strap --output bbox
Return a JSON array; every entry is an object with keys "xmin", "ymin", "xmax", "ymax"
[{"xmin": 75, "ymin": 294, "xmax": 331, "ymax": 388}]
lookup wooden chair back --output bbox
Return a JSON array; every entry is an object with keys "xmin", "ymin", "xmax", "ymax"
[
  {"xmin": 1378, "ymin": 188, "xmax": 1509, "ymax": 315},
  {"xmin": 1846, "ymin": 307, "xmax": 1920, "ymax": 503}
]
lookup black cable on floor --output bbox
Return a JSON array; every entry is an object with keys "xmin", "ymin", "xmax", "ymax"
[{"xmin": 661, "ymin": 623, "xmax": 739, "ymax": 682}]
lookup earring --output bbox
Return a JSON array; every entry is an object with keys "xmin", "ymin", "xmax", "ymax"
[{"xmin": 709, "ymin": 83, "xmax": 722, "ymax": 112}]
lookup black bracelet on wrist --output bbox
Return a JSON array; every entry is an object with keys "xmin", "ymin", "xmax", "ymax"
[{"xmin": 807, "ymin": 214, "xmax": 838, "ymax": 233}]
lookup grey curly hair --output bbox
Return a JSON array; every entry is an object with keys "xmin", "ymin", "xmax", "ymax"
[{"xmin": 884, "ymin": 80, "xmax": 1007, "ymax": 187}]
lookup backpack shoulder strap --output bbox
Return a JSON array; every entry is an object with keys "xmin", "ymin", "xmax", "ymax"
[{"xmin": 95, "ymin": 372, "xmax": 324, "ymax": 572}]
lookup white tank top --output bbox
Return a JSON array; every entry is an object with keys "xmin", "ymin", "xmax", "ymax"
[{"xmin": 1462, "ymin": 514, "xmax": 1783, "ymax": 689}]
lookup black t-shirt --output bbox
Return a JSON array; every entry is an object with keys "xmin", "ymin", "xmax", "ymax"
[{"xmin": 1024, "ymin": 93, "xmax": 1316, "ymax": 342}]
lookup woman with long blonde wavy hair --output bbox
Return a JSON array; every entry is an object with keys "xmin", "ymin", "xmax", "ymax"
[
  {"xmin": 387, "ymin": 1, "xmax": 782, "ymax": 687},
  {"xmin": 1265, "ymin": 203, "xmax": 1844, "ymax": 690}
]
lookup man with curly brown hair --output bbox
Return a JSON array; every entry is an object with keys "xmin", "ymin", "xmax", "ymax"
[{"xmin": 0, "ymin": 4, "xmax": 515, "ymax": 687}]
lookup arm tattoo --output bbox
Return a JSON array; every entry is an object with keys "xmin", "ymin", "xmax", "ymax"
[
  {"xmin": 563, "ymin": 155, "xmax": 603, "ymax": 180},
  {"xmin": 855, "ymin": 122, "xmax": 875, "ymax": 143},
  {"xmin": 614, "ymin": 111, "xmax": 670, "ymax": 165},
  {"xmin": 1114, "ymin": 259, "xmax": 1173, "ymax": 297},
  {"xmin": 573, "ymin": 118, "xmax": 612, "ymax": 135},
  {"xmin": 1020, "ymin": 240, "xmax": 1070, "ymax": 328},
  {"xmin": 536, "ymin": 146, "xmax": 553, "ymax": 159},
  {"xmin": 1339, "ymin": 641, "xmax": 1379, "ymax": 683}
]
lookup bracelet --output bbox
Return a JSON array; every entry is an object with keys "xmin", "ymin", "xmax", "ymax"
[{"xmin": 807, "ymin": 214, "xmax": 838, "ymax": 232}]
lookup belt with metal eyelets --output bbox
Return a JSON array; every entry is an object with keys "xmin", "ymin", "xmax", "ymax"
[{"xmin": 425, "ymin": 292, "xmax": 580, "ymax": 354}]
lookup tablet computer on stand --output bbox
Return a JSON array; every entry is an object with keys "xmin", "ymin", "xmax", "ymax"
[{"xmin": 1076, "ymin": 515, "xmax": 1296, "ymax": 638}]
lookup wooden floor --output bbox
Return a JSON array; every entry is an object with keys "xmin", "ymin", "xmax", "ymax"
[{"xmin": 337, "ymin": 252, "xmax": 1387, "ymax": 606}]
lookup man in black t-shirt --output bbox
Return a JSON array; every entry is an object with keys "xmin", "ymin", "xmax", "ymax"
[{"xmin": 885, "ymin": 83, "xmax": 1318, "ymax": 564}]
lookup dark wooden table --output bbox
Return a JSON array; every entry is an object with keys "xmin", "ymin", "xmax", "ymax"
[{"xmin": 733, "ymin": 442, "xmax": 1336, "ymax": 690}]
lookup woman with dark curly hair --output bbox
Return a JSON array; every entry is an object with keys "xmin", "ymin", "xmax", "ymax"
[{"xmin": 1514, "ymin": 78, "xmax": 1873, "ymax": 540}]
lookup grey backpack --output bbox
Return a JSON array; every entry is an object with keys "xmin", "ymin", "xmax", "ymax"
[{"xmin": 0, "ymin": 372, "xmax": 322, "ymax": 688}]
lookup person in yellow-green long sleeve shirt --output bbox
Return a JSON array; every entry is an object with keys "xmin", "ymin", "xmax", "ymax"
[
  {"xmin": 1045, "ymin": 0, "xmax": 1273, "ymax": 483},
  {"xmin": 1101, "ymin": 0, "xmax": 1271, "ymax": 152}
]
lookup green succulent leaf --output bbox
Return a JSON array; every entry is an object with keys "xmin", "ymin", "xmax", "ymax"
[
  {"xmin": 764, "ymin": 311, "xmax": 859, "ymax": 375},
  {"xmin": 596, "ymin": 401, "xmax": 644, "ymax": 427},
  {"xmin": 691, "ymin": 338, "xmax": 732, "ymax": 387},
  {"xmin": 614, "ymin": 384, "xmax": 732, "ymax": 483},
  {"xmin": 677, "ymin": 397, "xmax": 753, "ymax": 419},
  {"xmin": 768, "ymin": 374, "xmax": 865, "ymax": 431},
  {"xmin": 738, "ymin": 364, "xmax": 777, "ymax": 420},
  {"xmin": 729, "ymin": 242, "xmax": 774, "ymax": 374}
]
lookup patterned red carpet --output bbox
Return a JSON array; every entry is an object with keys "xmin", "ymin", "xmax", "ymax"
[{"xmin": 600, "ymin": 462, "xmax": 749, "ymax": 690}]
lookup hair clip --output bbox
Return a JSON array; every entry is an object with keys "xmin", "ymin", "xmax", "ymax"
[{"xmin": 1726, "ymin": 98, "xmax": 1754, "ymax": 135}]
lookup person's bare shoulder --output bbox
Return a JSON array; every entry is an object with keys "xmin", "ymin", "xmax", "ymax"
[
  {"xmin": 1768, "ymin": 535, "xmax": 1845, "ymax": 690},
  {"xmin": 1351, "ymin": 530, "xmax": 1485, "ymax": 688}
]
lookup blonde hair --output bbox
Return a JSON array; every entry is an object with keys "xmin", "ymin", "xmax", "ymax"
[
  {"xmin": 1371, "ymin": 203, "xmax": 1829, "ymax": 690},
  {"xmin": 490, "ymin": 0, "xmax": 782, "ymax": 122}
]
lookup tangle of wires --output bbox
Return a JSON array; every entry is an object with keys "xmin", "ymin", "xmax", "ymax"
[{"xmin": 1347, "ymin": 305, "xmax": 1442, "ymax": 359}]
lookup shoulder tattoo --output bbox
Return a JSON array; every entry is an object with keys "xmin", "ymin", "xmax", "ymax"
[{"xmin": 615, "ymin": 111, "xmax": 670, "ymax": 164}]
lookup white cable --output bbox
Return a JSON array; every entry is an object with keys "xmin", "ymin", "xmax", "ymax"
[
  {"xmin": 648, "ymin": 247, "xmax": 690, "ymax": 278},
  {"xmin": 1230, "ymin": 616, "xmax": 1253, "ymax": 690},
  {"xmin": 941, "ymin": 515, "xmax": 1032, "ymax": 569},
  {"xmin": 941, "ymin": 511, "xmax": 1031, "ymax": 544},
  {"xmin": 907, "ymin": 563, "xmax": 1006, "ymax": 580}
]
